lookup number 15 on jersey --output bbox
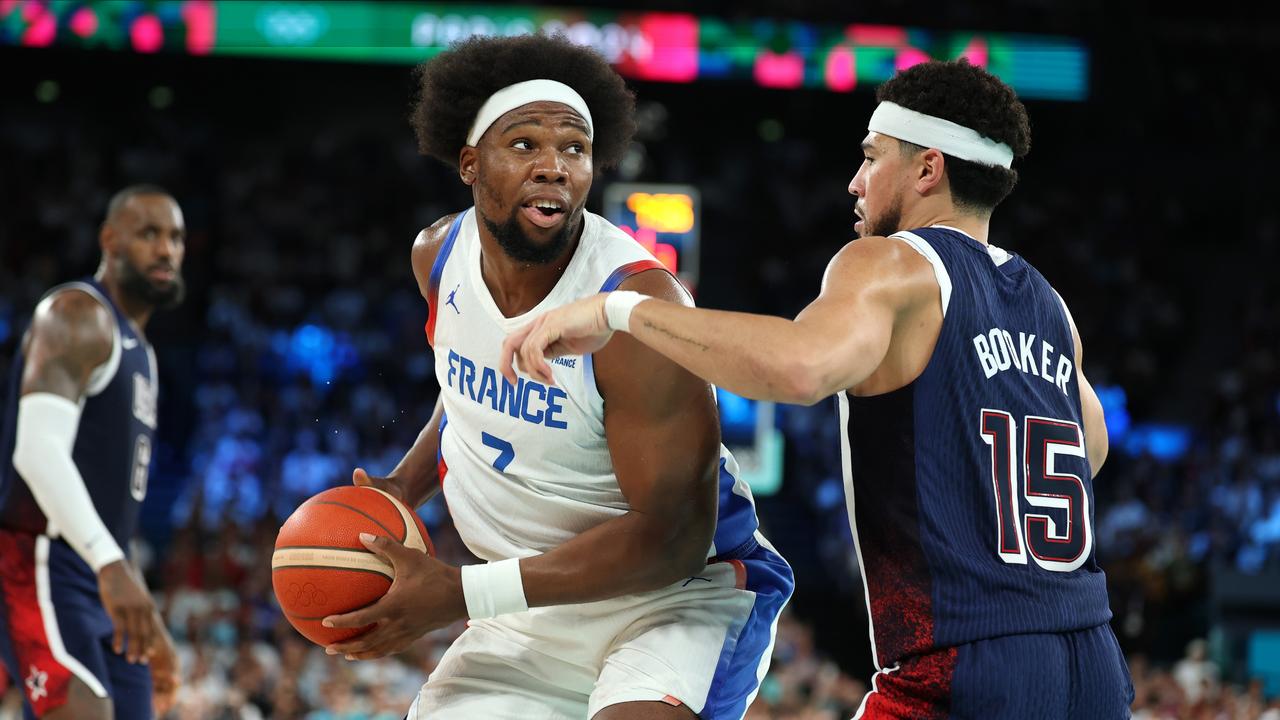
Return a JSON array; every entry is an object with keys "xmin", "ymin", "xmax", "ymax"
[{"xmin": 980, "ymin": 410, "xmax": 1093, "ymax": 573}]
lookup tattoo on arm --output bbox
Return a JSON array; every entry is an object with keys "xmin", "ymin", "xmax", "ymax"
[{"xmin": 641, "ymin": 319, "xmax": 710, "ymax": 352}]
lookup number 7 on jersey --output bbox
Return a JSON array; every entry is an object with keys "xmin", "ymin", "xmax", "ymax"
[{"xmin": 481, "ymin": 432, "xmax": 516, "ymax": 472}]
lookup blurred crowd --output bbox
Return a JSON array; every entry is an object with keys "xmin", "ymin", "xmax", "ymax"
[{"xmin": 3, "ymin": 11, "xmax": 1280, "ymax": 718}]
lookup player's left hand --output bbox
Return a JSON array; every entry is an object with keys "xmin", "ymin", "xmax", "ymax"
[
  {"xmin": 500, "ymin": 293, "xmax": 613, "ymax": 385},
  {"xmin": 148, "ymin": 619, "xmax": 181, "ymax": 716},
  {"xmin": 321, "ymin": 532, "xmax": 466, "ymax": 660}
]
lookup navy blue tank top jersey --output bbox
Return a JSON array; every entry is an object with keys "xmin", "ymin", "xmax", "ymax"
[
  {"xmin": 840, "ymin": 226, "xmax": 1110, "ymax": 670},
  {"xmin": 0, "ymin": 279, "xmax": 158, "ymax": 558}
]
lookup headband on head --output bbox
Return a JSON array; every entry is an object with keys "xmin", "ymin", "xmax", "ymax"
[
  {"xmin": 867, "ymin": 101, "xmax": 1013, "ymax": 168},
  {"xmin": 466, "ymin": 79, "xmax": 594, "ymax": 147}
]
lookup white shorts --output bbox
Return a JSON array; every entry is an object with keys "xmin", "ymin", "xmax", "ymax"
[{"xmin": 407, "ymin": 541, "xmax": 792, "ymax": 720}]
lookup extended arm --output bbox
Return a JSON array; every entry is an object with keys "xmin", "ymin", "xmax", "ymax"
[{"xmin": 504, "ymin": 236, "xmax": 938, "ymax": 405}]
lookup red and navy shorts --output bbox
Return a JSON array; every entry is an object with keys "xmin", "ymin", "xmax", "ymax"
[
  {"xmin": 854, "ymin": 623, "xmax": 1134, "ymax": 719},
  {"xmin": 0, "ymin": 531, "xmax": 152, "ymax": 719}
]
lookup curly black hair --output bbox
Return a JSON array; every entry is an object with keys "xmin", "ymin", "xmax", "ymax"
[
  {"xmin": 410, "ymin": 34, "xmax": 637, "ymax": 170},
  {"xmin": 876, "ymin": 59, "xmax": 1031, "ymax": 211}
]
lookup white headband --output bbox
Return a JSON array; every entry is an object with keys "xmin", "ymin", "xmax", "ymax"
[
  {"xmin": 867, "ymin": 101, "xmax": 1013, "ymax": 168},
  {"xmin": 466, "ymin": 79, "xmax": 594, "ymax": 147}
]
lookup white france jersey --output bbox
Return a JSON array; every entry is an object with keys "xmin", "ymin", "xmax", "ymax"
[{"xmin": 425, "ymin": 208, "xmax": 763, "ymax": 563}]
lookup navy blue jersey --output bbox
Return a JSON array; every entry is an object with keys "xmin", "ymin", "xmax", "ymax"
[
  {"xmin": 0, "ymin": 279, "xmax": 158, "ymax": 559},
  {"xmin": 840, "ymin": 226, "xmax": 1110, "ymax": 670}
]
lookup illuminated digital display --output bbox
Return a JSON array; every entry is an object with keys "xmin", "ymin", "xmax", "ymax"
[
  {"xmin": 603, "ymin": 183, "xmax": 699, "ymax": 291},
  {"xmin": 1, "ymin": 1, "xmax": 1089, "ymax": 100}
]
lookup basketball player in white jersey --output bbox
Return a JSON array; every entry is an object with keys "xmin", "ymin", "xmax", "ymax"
[{"xmin": 321, "ymin": 35, "xmax": 793, "ymax": 720}]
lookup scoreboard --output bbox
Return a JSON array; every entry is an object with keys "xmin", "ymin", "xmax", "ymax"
[{"xmin": 603, "ymin": 183, "xmax": 700, "ymax": 292}]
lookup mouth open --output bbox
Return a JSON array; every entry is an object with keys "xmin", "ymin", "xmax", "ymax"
[{"xmin": 521, "ymin": 200, "xmax": 567, "ymax": 229}]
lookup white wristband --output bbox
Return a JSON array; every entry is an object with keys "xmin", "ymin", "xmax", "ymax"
[
  {"xmin": 461, "ymin": 558, "xmax": 528, "ymax": 619},
  {"xmin": 604, "ymin": 291, "xmax": 648, "ymax": 333}
]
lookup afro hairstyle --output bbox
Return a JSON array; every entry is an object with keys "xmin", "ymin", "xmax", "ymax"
[
  {"xmin": 876, "ymin": 59, "xmax": 1032, "ymax": 211},
  {"xmin": 410, "ymin": 34, "xmax": 637, "ymax": 170}
]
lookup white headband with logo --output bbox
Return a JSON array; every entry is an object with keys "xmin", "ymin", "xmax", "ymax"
[
  {"xmin": 867, "ymin": 101, "xmax": 1014, "ymax": 168},
  {"xmin": 466, "ymin": 79, "xmax": 594, "ymax": 147}
]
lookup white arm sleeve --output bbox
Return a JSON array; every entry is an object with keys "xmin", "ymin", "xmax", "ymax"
[{"xmin": 11, "ymin": 392, "xmax": 125, "ymax": 572}]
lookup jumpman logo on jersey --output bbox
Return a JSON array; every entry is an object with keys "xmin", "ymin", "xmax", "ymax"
[
  {"xmin": 25, "ymin": 664, "xmax": 47, "ymax": 702},
  {"xmin": 446, "ymin": 283, "xmax": 461, "ymax": 314}
]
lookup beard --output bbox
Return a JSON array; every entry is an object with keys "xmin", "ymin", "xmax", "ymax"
[
  {"xmin": 119, "ymin": 259, "xmax": 186, "ymax": 310},
  {"xmin": 480, "ymin": 207, "xmax": 575, "ymax": 265},
  {"xmin": 863, "ymin": 193, "xmax": 905, "ymax": 238}
]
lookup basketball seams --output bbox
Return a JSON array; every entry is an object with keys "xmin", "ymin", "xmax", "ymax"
[
  {"xmin": 273, "ymin": 565, "xmax": 393, "ymax": 579},
  {"xmin": 361, "ymin": 486, "xmax": 427, "ymax": 553},
  {"xmin": 307, "ymin": 500, "xmax": 405, "ymax": 543}
]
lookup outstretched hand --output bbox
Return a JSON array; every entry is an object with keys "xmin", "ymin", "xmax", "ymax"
[
  {"xmin": 500, "ymin": 293, "xmax": 614, "ymax": 385},
  {"xmin": 321, "ymin": 533, "xmax": 465, "ymax": 660}
]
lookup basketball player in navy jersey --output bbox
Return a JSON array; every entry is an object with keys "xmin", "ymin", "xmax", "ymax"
[
  {"xmin": 0, "ymin": 186, "xmax": 183, "ymax": 718},
  {"xmin": 506, "ymin": 59, "xmax": 1134, "ymax": 718}
]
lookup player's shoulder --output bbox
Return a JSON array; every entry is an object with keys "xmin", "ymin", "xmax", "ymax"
[
  {"xmin": 615, "ymin": 266, "xmax": 691, "ymax": 307},
  {"xmin": 411, "ymin": 212, "xmax": 465, "ymax": 269},
  {"xmin": 831, "ymin": 234, "xmax": 937, "ymax": 281},
  {"xmin": 36, "ymin": 284, "xmax": 114, "ymax": 333},
  {"xmin": 28, "ymin": 284, "xmax": 115, "ymax": 359},
  {"xmin": 821, "ymin": 235, "xmax": 941, "ymax": 311},
  {"xmin": 410, "ymin": 211, "xmax": 471, "ymax": 292}
]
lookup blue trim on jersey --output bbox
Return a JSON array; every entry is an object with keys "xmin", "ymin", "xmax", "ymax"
[
  {"xmin": 713, "ymin": 459, "xmax": 759, "ymax": 556},
  {"xmin": 703, "ymin": 545, "xmax": 793, "ymax": 719},
  {"xmin": 582, "ymin": 353, "xmax": 598, "ymax": 397},
  {"xmin": 436, "ymin": 409, "xmax": 449, "ymax": 465},
  {"xmin": 428, "ymin": 211, "xmax": 468, "ymax": 298}
]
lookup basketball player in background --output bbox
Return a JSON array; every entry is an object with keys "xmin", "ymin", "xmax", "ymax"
[
  {"xmin": 506, "ymin": 60, "xmax": 1134, "ymax": 718},
  {"xmin": 321, "ymin": 35, "xmax": 793, "ymax": 720},
  {"xmin": 0, "ymin": 186, "xmax": 183, "ymax": 719}
]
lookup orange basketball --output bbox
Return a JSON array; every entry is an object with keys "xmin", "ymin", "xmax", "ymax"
[{"xmin": 271, "ymin": 485, "xmax": 434, "ymax": 647}]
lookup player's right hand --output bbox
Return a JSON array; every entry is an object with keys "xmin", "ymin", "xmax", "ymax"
[
  {"xmin": 96, "ymin": 560, "xmax": 156, "ymax": 664},
  {"xmin": 353, "ymin": 467, "xmax": 409, "ymax": 505}
]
